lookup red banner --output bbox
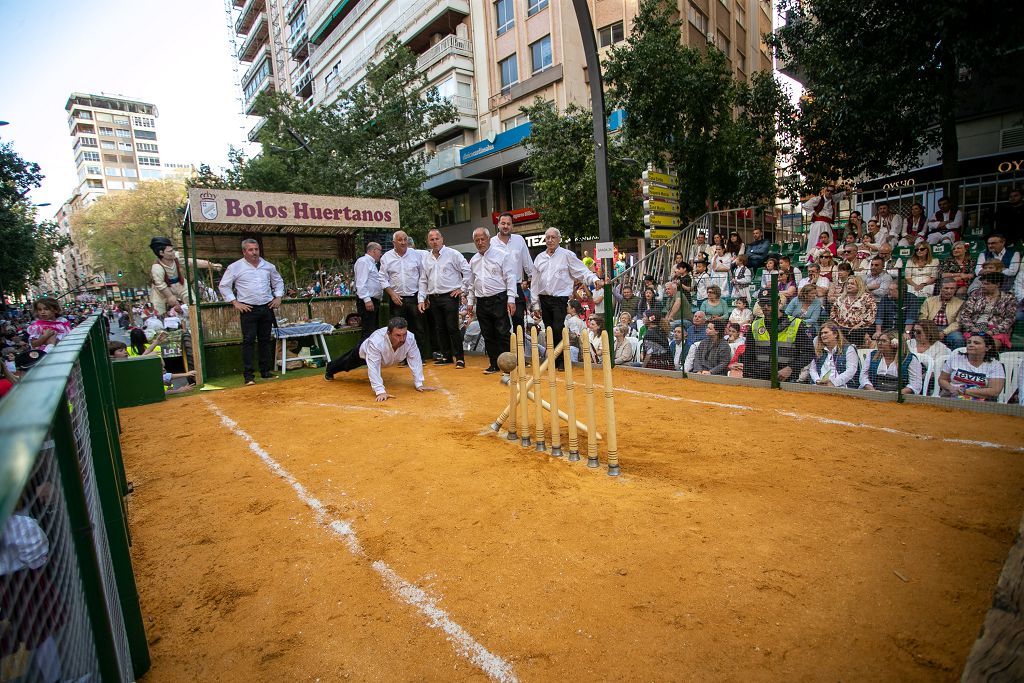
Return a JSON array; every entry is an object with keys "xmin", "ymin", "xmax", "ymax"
[{"xmin": 491, "ymin": 207, "xmax": 540, "ymax": 225}]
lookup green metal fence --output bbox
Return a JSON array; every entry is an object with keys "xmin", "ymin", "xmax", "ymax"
[{"xmin": 0, "ymin": 315, "xmax": 149, "ymax": 682}]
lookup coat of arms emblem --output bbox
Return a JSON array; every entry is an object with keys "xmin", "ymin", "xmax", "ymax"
[{"xmin": 200, "ymin": 192, "xmax": 218, "ymax": 220}]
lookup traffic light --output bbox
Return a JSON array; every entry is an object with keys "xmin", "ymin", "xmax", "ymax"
[{"xmin": 117, "ymin": 270, "xmax": 123, "ymax": 278}]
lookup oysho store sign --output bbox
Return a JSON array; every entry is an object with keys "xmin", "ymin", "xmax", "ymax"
[{"xmin": 187, "ymin": 189, "xmax": 400, "ymax": 228}]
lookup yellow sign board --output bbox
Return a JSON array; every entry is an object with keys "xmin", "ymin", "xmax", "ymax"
[
  {"xmin": 643, "ymin": 184, "xmax": 681, "ymax": 200},
  {"xmin": 643, "ymin": 214, "xmax": 682, "ymax": 228},
  {"xmin": 648, "ymin": 228, "xmax": 680, "ymax": 240},
  {"xmin": 642, "ymin": 170, "xmax": 679, "ymax": 187},
  {"xmin": 643, "ymin": 199, "xmax": 679, "ymax": 214}
]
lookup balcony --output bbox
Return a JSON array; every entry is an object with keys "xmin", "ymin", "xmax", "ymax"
[
  {"xmin": 234, "ymin": 0, "xmax": 265, "ymax": 35},
  {"xmin": 427, "ymin": 95, "xmax": 477, "ymax": 140},
  {"xmin": 71, "ymin": 122, "xmax": 95, "ymax": 135},
  {"xmin": 416, "ymin": 35, "xmax": 472, "ymax": 72},
  {"xmin": 292, "ymin": 59, "xmax": 313, "ymax": 98},
  {"xmin": 285, "ymin": 0, "xmax": 305, "ymax": 22},
  {"xmin": 237, "ymin": 13, "xmax": 269, "ymax": 62},
  {"xmin": 241, "ymin": 45, "xmax": 270, "ymax": 83},
  {"xmin": 425, "ymin": 146, "xmax": 463, "ymax": 176},
  {"xmin": 243, "ymin": 77, "xmax": 275, "ymax": 115},
  {"xmin": 487, "ymin": 63, "xmax": 562, "ymax": 111},
  {"xmin": 289, "ymin": 26, "xmax": 309, "ymax": 59}
]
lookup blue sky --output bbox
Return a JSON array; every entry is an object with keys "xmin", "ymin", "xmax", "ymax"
[{"xmin": 0, "ymin": 0, "xmax": 255, "ymax": 213}]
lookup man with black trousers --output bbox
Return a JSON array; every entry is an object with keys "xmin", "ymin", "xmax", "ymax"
[
  {"xmin": 531, "ymin": 227, "xmax": 603, "ymax": 368},
  {"xmin": 218, "ymin": 238, "xmax": 285, "ymax": 385},
  {"xmin": 467, "ymin": 227, "xmax": 516, "ymax": 374},
  {"xmin": 379, "ymin": 230, "xmax": 425, "ymax": 355},
  {"xmin": 490, "ymin": 212, "xmax": 533, "ymax": 336},
  {"xmin": 418, "ymin": 229, "xmax": 470, "ymax": 368},
  {"xmin": 353, "ymin": 241, "xmax": 395, "ymax": 341}
]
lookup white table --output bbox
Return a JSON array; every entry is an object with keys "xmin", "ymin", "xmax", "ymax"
[{"xmin": 272, "ymin": 322, "xmax": 335, "ymax": 374}]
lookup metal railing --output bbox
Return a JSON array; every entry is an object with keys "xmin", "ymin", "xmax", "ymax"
[
  {"xmin": 0, "ymin": 315, "xmax": 150, "ymax": 681},
  {"xmin": 236, "ymin": 12, "xmax": 268, "ymax": 62},
  {"xmin": 416, "ymin": 35, "xmax": 472, "ymax": 72},
  {"xmin": 425, "ymin": 145, "xmax": 464, "ymax": 175}
]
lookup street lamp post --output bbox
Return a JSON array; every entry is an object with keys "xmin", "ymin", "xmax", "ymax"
[{"xmin": 569, "ymin": 0, "xmax": 616, "ymax": 345}]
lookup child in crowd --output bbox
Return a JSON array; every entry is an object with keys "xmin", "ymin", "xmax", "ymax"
[
  {"xmin": 27, "ymin": 298, "xmax": 72, "ymax": 352},
  {"xmin": 728, "ymin": 297, "xmax": 753, "ymax": 331}
]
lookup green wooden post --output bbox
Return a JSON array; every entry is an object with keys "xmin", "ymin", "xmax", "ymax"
[
  {"xmin": 896, "ymin": 269, "xmax": 906, "ymax": 403},
  {"xmin": 769, "ymin": 272, "xmax": 780, "ymax": 389}
]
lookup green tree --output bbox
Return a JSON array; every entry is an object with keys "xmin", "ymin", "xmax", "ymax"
[
  {"xmin": 72, "ymin": 178, "xmax": 187, "ymax": 287},
  {"xmin": 520, "ymin": 100, "xmax": 641, "ymax": 244},
  {"xmin": 602, "ymin": 0, "xmax": 793, "ymax": 218},
  {"xmin": 770, "ymin": 0, "xmax": 1017, "ymax": 186},
  {"xmin": 193, "ymin": 38, "xmax": 456, "ymax": 244},
  {"xmin": 0, "ymin": 140, "xmax": 70, "ymax": 302}
]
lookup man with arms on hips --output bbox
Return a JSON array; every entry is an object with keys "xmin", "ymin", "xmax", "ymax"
[
  {"xmin": 218, "ymin": 238, "xmax": 285, "ymax": 386},
  {"xmin": 149, "ymin": 236, "xmax": 222, "ymax": 315},
  {"xmin": 418, "ymin": 229, "xmax": 470, "ymax": 368},
  {"xmin": 532, "ymin": 227, "xmax": 604, "ymax": 369},
  {"xmin": 379, "ymin": 230, "xmax": 426, "ymax": 348},
  {"xmin": 353, "ymin": 242, "xmax": 396, "ymax": 341},
  {"xmin": 323, "ymin": 316, "xmax": 435, "ymax": 401},
  {"xmin": 490, "ymin": 212, "xmax": 533, "ymax": 336},
  {"xmin": 801, "ymin": 185, "xmax": 848, "ymax": 256},
  {"xmin": 467, "ymin": 227, "xmax": 517, "ymax": 374}
]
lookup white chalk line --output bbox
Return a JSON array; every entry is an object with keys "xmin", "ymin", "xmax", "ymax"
[
  {"xmin": 203, "ymin": 398, "xmax": 518, "ymax": 683},
  {"xmin": 294, "ymin": 400, "xmax": 404, "ymax": 416}
]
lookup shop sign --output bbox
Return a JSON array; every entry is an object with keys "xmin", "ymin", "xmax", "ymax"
[
  {"xmin": 187, "ymin": 189, "xmax": 400, "ymax": 228},
  {"xmin": 997, "ymin": 159, "xmax": 1023, "ymax": 173},
  {"xmin": 491, "ymin": 207, "xmax": 540, "ymax": 224}
]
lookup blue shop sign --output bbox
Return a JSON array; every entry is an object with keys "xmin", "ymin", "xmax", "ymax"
[{"xmin": 460, "ymin": 122, "xmax": 533, "ymax": 164}]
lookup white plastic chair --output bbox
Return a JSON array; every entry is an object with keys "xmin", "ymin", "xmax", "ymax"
[
  {"xmin": 630, "ymin": 337, "xmax": 643, "ymax": 364},
  {"xmin": 857, "ymin": 347, "xmax": 872, "ymax": 370},
  {"xmin": 931, "ymin": 353, "xmax": 950, "ymax": 396},
  {"xmin": 998, "ymin": 352, "xmax": 1024, "ymax": 403},
  {"xmin": 915, "ymin": 353, "xmax": 932, "ymax": 397}
]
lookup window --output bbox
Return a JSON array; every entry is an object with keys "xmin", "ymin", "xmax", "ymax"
[
  {"xmin": 134, "ymin": 130, "xmax": 157, "ymax": 140},
  {"xmin": 737, "ymin": 51, "xmax": 746, "ymax": 72},
  {"xmin": 435, "ymin": 77, "xmax": 472, "ymax": 103},
  {"xmin": 735, "ymin": 2, "xmax": 746, "ymax": 23},
  {"xmin": 113, "ymin": 129, "xmax": 130, "ymax": 139},
  {"xmin": 527, "ymin": 0, "xmax": 548, "ymax": 17},
  {"xmin": 107, "ymin": 180, "xmax": 124, "ymax": 190},
  {"xmin": 495, "ymin": 0, "xmax": 514, "ymax": 36},
  {"xmin": 141, "ymin": 169, "xmax": 163, "ymax": 179},
  {"xmin": 86, "ymin": 165, "xmax": 102, "ymax": 175},
  {"xmin": 499, "ymin": 54, "xmax": 518, "ymax": 92},
  {"xmin": 101, "ymin": 141, "xmax": 116, "ymax": 150},
  {"xmin": 103, "ymin": 154, "xmax": 118, "ymax": 163},
  {"xmin": 99, "ymin": 126, "xmax": 114, "ymax": 136},
  {"xmin": 598, "ymin": 21, "xmax": 625, "ymax": 48},
  {"xmin": 106, "ymin": 167, "xmax": 121, "ymax": 176},
  {"xmin": 760, "ymin": 0, "xmax": 770, "ymax": 16},
  {"xmin": 77, "ymin": 110, "xmax": 93, "ymax": 120},
  {"xmin": 96, "ymin": 113, "xmax": 111, "ymax": 122},
  {"xmin": 78, "ymin": 136, "xmax": 97, "ymax": 148},
  {"xmin": 244, "ymin": 59, "xmax": 272, "ymax": 101},
  {"xmin": 114, "ymin": 116, "xmax": 129, "ymax": 125},
  {"xmin": 502, "ymin": 112, "xmax": 530, "ymax": 131},
  {"xmin": 717, "ymin": 30, "xmax": 730, "ymax": 56},
  {"xmin": 436, "ymin": 193, "xmax": 471, "ymax": 227},
  {"xmin": 510, "ymin": 178, "xmax": 537, "ymax": 209},
  {"xmin": 133, "ymin": 116, "xmax": 154, "ymax": 128},
  {"xmin": 118, "ymin": 142, "xmax": 133, "ymax": 151},
  {"xmin": 530, "ymin": 36, "xmax": 553, "ymax": 74},
  {"xmin": 137, "ymin": 143, "xmax": 159, "ymax": 153},
  {"xmin": 687, "ymin": 3, "xmax": 708, "ymax": 35},
  {"xmin": 138, "ymin": 156, "xmax": 161, "ymax": 166},
  {"xmin": 123, "ymin": 168, "xmax": 138, "ymax": 178},
  {"xmin": 86, "ymin": 179, "xmax": 104, "ymax": 189}
]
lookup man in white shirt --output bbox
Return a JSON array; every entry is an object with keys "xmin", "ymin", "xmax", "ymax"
[
  {"xmin": 974, "ymin": 233, "xmax": 1020, "ymax": 291},
  {"xmin": 872, "ymin": 202, "xmax": 904, "ymax": 246},
  {"xmin": 379, "ymin": 230, "xmax": 425, "ymax": 350},
  {"xmin": 490, "ymin": 212, "xmax": 533, "ymax": 336},
  {"xmin": 353, "ymin": 242, "xmax": 394, "ymax": 341},
  {"xmin": 797, "ymin": 262, "xmax": 830, "ymax": 298},
  {"xmin": 418, "ymin": 229, "xmax": 470, "ymax": 367},
  {"xmin": 532, "ymin": 227, "xmax": 603, "ymax": 369},
  {"xmin": 218, "ymin": 238, "xmax": 285, "ymax": 385},
  {"xmin": 323, "ymin": 317, "xmax": 434, "ymax": 401},
  {"xmin": 863, "ymin": 256, "xmax": 893, "ymax": 300},
  {"xmin": 688, "ymin": 232, "xmax": 711, "ymax": 263},
  {"xmin": 467, "ymin": 227, "xmax": 516, "ymax": 374},
  {"xmin": 926, "ymin": 196, "xmax": 963, "ymax": 244}
]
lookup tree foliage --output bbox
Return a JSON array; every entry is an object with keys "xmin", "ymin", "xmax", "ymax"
[
  {"xmin": 520, "ymin": 100, "xmax": 641, "ymax": 243},
  {"xmin": 72, "ymin": 179, "xmax": 188, "ymax": 287},
  {"xmin": 0, "ymin": 140, "xmax": 71, "ymax": 301},
  {"xmin": 192, "ymin": 38, "xmax": 456, "ymax": 244},
  {"xmin": 602, "ymin": 0, "xmax": 796, "ymax": 219},
  {"xmin": 770, "ymin": 0, "xmax": 1017, "ymax": 186}
]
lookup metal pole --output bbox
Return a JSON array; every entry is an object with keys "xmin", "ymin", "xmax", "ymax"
[
  {"xmin": 769, "ymin": 272, "xmax": 779, "ymax": 389},
  {"xmin": 896, "ymin": 269, "xmax": 906, "ymax": 403}
]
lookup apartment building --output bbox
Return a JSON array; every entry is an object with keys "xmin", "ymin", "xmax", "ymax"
[
  {"xmin": 251, "ymin": 0, "xmax": 774, "ymax": 251},
  {"xmin": 65, "ymin": 93, "xmax": 163, "ymax": 206}
]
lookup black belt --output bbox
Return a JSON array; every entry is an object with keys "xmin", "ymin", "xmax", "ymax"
[
  {"xmin": 477, "ymin": 292, "xmax": 506, "ymax": 301},
  {"xmin": 240, "ymin": 302, "xmax": 271, "ymax": 307},
  {"xmin": 400, "ymin": 294, "xmax": 417, "ymax": 300},
  {"xmin": 539, "ymin": 294, "xmax": 568, "ymax": 300},
  {"xmin": 429, "ymin": 291, "xmax": 457, "ymax": 299}
]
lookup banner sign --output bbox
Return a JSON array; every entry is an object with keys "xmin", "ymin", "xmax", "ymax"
[
  {"xmin": 187, "ymin": 189, "xmax": 400, "ymax": 229},
  {"xmin": 491, "ymin": 207, "xmax": 540, "ymax": 225}
]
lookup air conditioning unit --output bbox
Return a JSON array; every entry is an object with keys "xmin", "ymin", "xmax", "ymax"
[{"xmin": 1000, "ymin": 127, "xmax": 1024, "ymax": 151}]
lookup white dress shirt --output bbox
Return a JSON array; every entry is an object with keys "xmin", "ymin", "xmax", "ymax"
[
  {"xmin": 873, "ymin": 213, "xmax": 905, "ymax": 241},
  {"xmin": 467, "ymin": 247, "xmax": 516, "ymax": 306},
  {"xmin": 359, "ymin": 327, "xmax": 424, "ymax": 396},
  {"xmin": 380, "ymin": 248, "xmax": 423, "ymax": 297},
  {"xmin": 927, "ymin": 209, "xmax": 963, "ymax": 233},
  {"xmin": 218, "ymin": 257, "xmax": 285, "ymax": 305},
  {"xmin": 418, "ymin": 246, "xmax": 470, "ymax": 301},
  {"xmin": 531, "ymin": 246, "xmax": 599, "ymax": 304},
  {"xmin": 490, "ymin": 232, "xmax": 533, "ymax": 282},
  {"xmin": 354, "ymin": 253, "xmax": 388, "ymax": 302}
]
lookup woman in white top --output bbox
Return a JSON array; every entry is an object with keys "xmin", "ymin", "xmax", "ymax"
[
  {"xmin": 938, "ymin": 332, "xmax": 1005, "ymax": 401},
  {"xmin": 613, "ymin": 325, "xmax": 636, "ymax": 366},
  {"xmin": 586, "ymin": 315, "xmax": 603, "ymax": 364},
  {"xmin": 728, "ymin": 297, "xmax": 754, "ymax": 329},
  {"xmin": 759, "ymin": 256, "xmax": 780, "ymax": 290},
  {"xmin": 907, "ymin": 319, "xmax": 951, "ymax": 361},
  {"xmin": 902, "ymin": 242, "xmax": 940, "ymax": 326},
  {"xmin": 809, "ymin": 320, "xmax": 860, "ymax": 388},
  {"xmin": 859, "ymin": 329, "xmax": 923, "ymax": 394},
  {"xmin": 709, "ymin": 244, "xmax": 732, "ymax": 293}
]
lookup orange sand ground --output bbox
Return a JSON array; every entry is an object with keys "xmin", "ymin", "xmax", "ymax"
[{"xmin": 120, "ymin": 358, "xmax": 1024, "ymax": 681}]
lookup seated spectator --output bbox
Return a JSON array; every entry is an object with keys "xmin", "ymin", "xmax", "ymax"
[
  {"xmin": 863, "ymin": 256, "xmax": 893, "ymax": 300},
  {"xmin": 812, "ymin": 229, "xmax": 839, "ymax": 260},
  {"xmin": 816, "ymin": 251, "xmax": 839, "ymax": 282},
  {"xmin": 908, "ymin": 319, "xmax": 951, "ymax": 361},
  {"xmin": 938, "ymin": 332, "xmax": 1004, "ymax": 400},
  {"xmin": 901, "ymin": 202, "xmax": 928, "ymax": 245},
  {"xmin": 871, "ymin": 280, "xmax": 901, "ymax": 346},
  {"xmin": 574, "ymin": 284, "xmax": 596, "ymax": 319},
  {"xmin": 967, "ymin": 259, "xmax": 1006, "ymax": 297},
  {"xmin": 975, "ymin": 233, "xmax": 1020, "ymax": 292},
  {"xmin": 565, "ymin": 299, "xmax": 587, "ymax": 350},
  {"xmin": 742, "ymin": 290, "xmax": 815, "ymax": 382},
  {"xmin": 876, "ymin": 242, "xmax": 899, "ymax": 274},
  {"xmin": 686, "ymin": 311, "xmax": 709, "ymax": 353},
  {"xmin": 709, "ymin": 244, "xmax": 732, "ymax": 293},
  {"xmin": 926, "ymin": 196, "xmax": 962, "ymax": 244},
  {"xmin": 699, "ymin": 285, "xmax": 728, "ymax": 322},
  {"xmin": 798, "ymin": 262, "xmax": 830, "ymax": 298},
  {"xmin": 726, "ymin": 231, "xmax": 745, "ymax": 257},
  {"xmin": 838, "ymin": 244, "xmax": 863, "ymax": 274},
  {"xmin": 729, "ymin": 254, "xmax": 752, "ymax": 302},
  {"xmin": 724, "ymin": 322, "xmax": 746, "ymax": 377},
  {"xmin": 616, "ymin": 282, "xmax": 641, "ymax": 319},
  {"xmin": 617, "ymin": 311, "xmax": 638, "ymax": 336},
  {"xmin": 847, "ymin": 210, "xmax": 865, "ymax": 238},
  {"xmin": 108, "ymin": 340, "xmax": 129, "ymax": 358},
  {"xmin": 941, "ymin": 241, "xmax": 976, "ymax": 297},
  {"xmin": 809, "ymin": 320, "xmax": 860, "ymax": 388},
  {"xmin": 614, "ymin": 325, "xmax": 637, "ymax": 366},
  {"xmin": 873, "ymin": 202, "xmax": 905, "ymax": 245},
  {"xmin": 27, "ymin": 298, "xmax": 71, "ymax": 352},
  {"xmin": 746, "ymin": 227, "xmax": 771, "ymax": 270},
  {"xmin": 691, "ymin": 320, "xmax": 730, "ymax": 375},
  {"xmin": 957, "ymin": 272, "xmax": 1016, "ymax": 349},
  {"xmin": 759, "ymin": 256, "xmax": 780, "ymax": 290},
  {"xmin": 859, "ymin": 329, "xmax": 923, "ymax": 394},
  {"xmin": 831, "ymin": 276, "xmax": 877, "ymax": 347},
  {"xmin": 779, "ymin": 255, "xmax": 802, "ymax": 284},
  {"xmin": 673, "ymin": 251, "xmax": 685, "ymax": 267},
  {"xmin": 918, "ymin": 281, "xmax": 963, "ymax": 348},
  {"xmin": 585, "ymin": 315, "xmax": 603, "ymax": 363},
  {"xmin": 673, "ymin": 262, "xmax": 693, "ymax": 303},
  {"xmin": 775, "ymin": 269, "xmax": 798, "ymax": 301},
  {"xmin": 785, "ymin": 284, "xmax": 823, "ymax": 332},
  {"xmin": 688, "ymin": 232, "xmax": 711, "ymax": 263},
  {"xmin": 640, "ymin": 310, "xmax": 671, "ymax": 369},
  {"xmin": 127, "ymin": 328, "xmax": 164, "ymax": 357},
  {"xmin": 668, "ymin": 325, "xmax": 685, "ymax": 370},
  {"xmin": 729, "ymin": 297, "xmax": 753, "ymax": 330},
  {"xmin": 636, "ymin": 287, "xmax": 658, "ymax": 320},
  {"xmin": 661, "ymin": 281, "xmax": 691, "ymax": 331}
]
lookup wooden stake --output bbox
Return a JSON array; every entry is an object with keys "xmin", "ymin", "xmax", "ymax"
[
  {"xmin": 506, "ymin": 331, "xmax": 518, "ymax": 440},
  {"xmin": 581, "ymin": 330, "xmax": 599, "ymax": 468},
  {"xmin": 531, "ymin": 327, "xmax": 545, "ymax": 452},
  {"xmin": 601, "ymin": 330, "xmax": 620, "ymax": 476},
  {"xmin": 563, "ymin": 327, "xmax": 580, "ymax": 461},
  {"xmin": 546, "ymin": 326, "xmax": 562, "ymax": 456},
  {"xmin": 517, "ymin": 326, "xmax": 530, "ymax": 447}
]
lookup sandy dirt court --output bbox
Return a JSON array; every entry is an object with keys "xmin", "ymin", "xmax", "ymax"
[{"xmin": 119, "ymin": 357, "xmax": 1024, "ymax": 682}]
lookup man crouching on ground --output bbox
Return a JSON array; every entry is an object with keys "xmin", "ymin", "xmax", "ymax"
[{"xmin": 324, "ymin": 316, "xmax": 435, "ymax": 401}]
